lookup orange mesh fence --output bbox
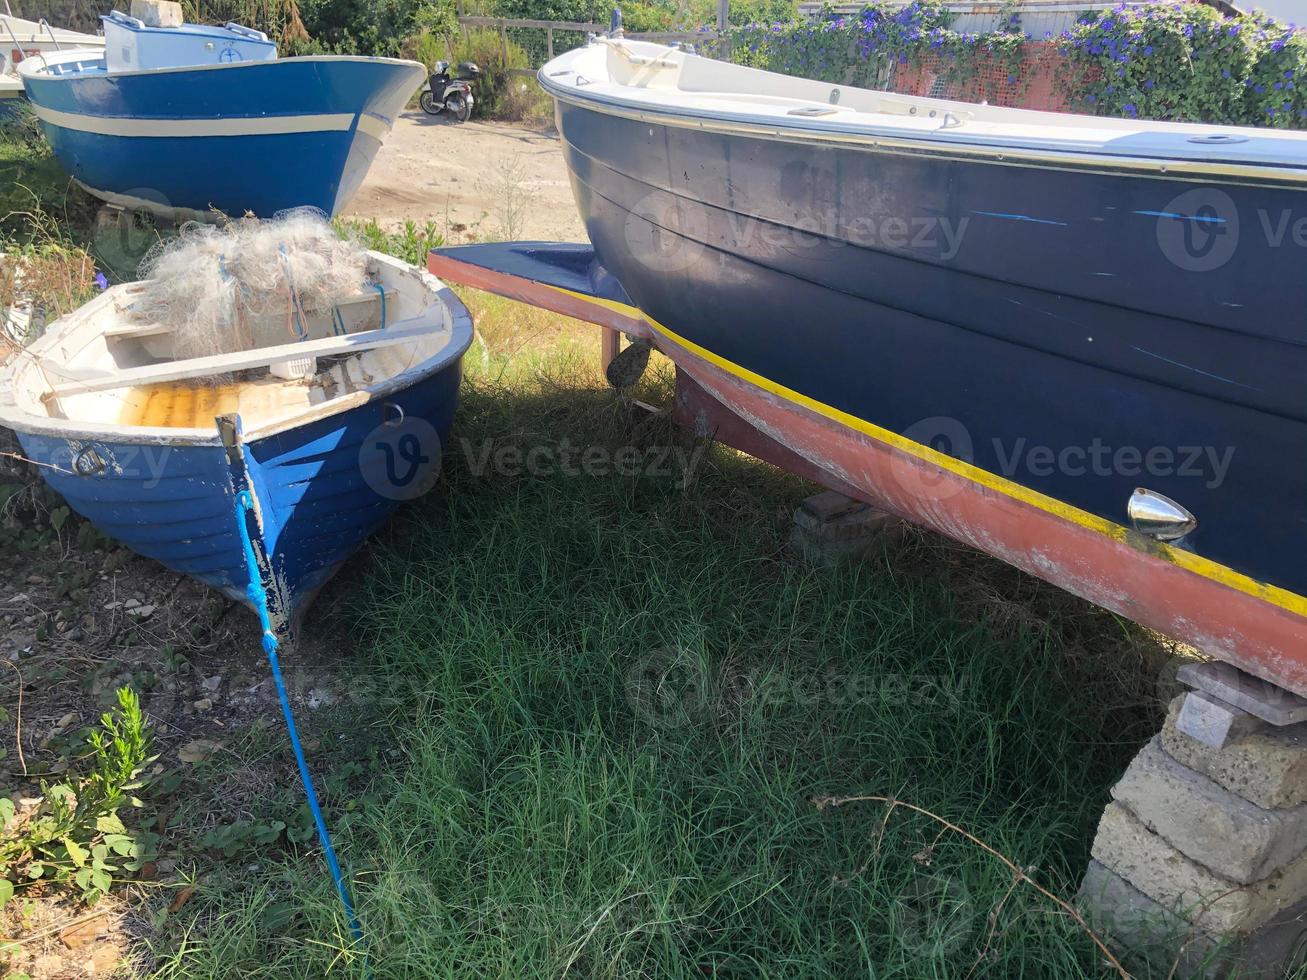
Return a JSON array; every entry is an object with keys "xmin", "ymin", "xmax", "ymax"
[{"xmin": 890, "ymin": 42, "xmax": 1071, "ymax": 112}]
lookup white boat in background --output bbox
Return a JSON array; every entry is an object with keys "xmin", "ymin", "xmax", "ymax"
[{"xmin": 0, "ymin": 8, "xmax": 104, "ymax": 112}]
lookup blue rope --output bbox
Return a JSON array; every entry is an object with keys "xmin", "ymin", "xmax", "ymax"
[
  {"xmin": 371, "ymin": 283, "xmax": 386, "ymax": 330},
  {"xmin": 331, "ymin": 306, "xmax": 347, "ymax": 337},
  {"xmin": 233, "ymin": 490, "xmax": 366, "ymax": 951}
]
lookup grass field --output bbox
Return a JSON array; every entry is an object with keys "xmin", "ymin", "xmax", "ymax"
[
  {"xmin": 0, "ymin": 124, "xmax": 1186, "ymax": 977},
  {"xmin": 133, "ymin": 297, "xmax": 1173, "ymax": 978}
]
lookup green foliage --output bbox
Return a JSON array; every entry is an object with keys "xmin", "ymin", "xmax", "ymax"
[
  {"xmin": 0, "ymin": 688, "xmax": 158, "ymax": 906},
  {"xmin": 334, "ymin": 217, "xmax": 446, "ymax": 266},
  {"xmin": 1060, "ymin": 3, "xmax": 1307, "ymax": 126},
  {"xmin": 449, "ymin": 28, "xmax": 533, "ymax": 117},
  {"xmin": 292, "ymin": 0, "xmax": 456, "ymax": 55},
  {"xmin": 731, "ymin": 1, "xmax": 1029, "ymax": 102}
]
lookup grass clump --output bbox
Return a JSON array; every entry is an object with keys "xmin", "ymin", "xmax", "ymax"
[{"xmin": 147, "ymin": 312, "xmax": 1168, "ymax": 978}]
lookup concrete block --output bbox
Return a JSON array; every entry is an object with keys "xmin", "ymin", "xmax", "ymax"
[
  {"xmin": 1176, "ymin": 691, "xmax": 1268, "ymax": 749},
  {"xmin": 1079, "ymin": 861, "xmax": 1307, "ymax": 980},
  {"xmin": 1178, "ymin": 661, "xmax": 1307, "ymax": 727},
  {"xmin": 1090, "ymin": 802, "xmax": 1307, "ymax": 935},
  {"xmin": 798, "ymin": 490, "xmax": 866, "ymax": 523},
  {"xmin": 1111, "ymin": 738, "xmax": 1307, "ymax": 883},
  {"xmin": 791, "ymin": 493, "xmax": 895, "ymax": 565},
  {"xmin": 130, "ymin": 0, "xmax": 184, "ymax": 27},
  {"xmin": 1162, "ymin": 695, "xmax": 1307, "ymax": 810}
]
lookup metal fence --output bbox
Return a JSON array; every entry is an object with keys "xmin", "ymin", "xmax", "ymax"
[{"xmin": 457, "ymin": 15, "xmax": 726, "ymax": 71}]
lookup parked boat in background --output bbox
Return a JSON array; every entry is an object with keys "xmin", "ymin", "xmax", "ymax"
[
  {"xmin": 18, "ymin": 2, "xmax": 423, "ymax": 218},
  {"xmin": 0, "ymin": 244, "xmax": 472, "ymax": 636},
  {"xmin": 431, "ymin": 36, "xmax": 1307, "ymax": 698},
  {"xmin": 0, "ymin": 12, "xmax": 104, "ymax": 115}
]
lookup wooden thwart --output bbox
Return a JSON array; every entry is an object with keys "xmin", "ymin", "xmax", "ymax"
[{"xmin": 48, "ymin": 318, "xmax": 439, "ymax": 397}]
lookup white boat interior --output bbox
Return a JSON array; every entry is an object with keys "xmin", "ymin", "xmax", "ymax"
[
  {"xmin": 0, "ymin": 13, "xmax": 104, "ymax": 92},
  {"xmin": 0, "ymin": 253, "xmax": 473, "ymax": 444},
  {"xmin": 541, "ymin": 39, "xmax": 1307, "ymax": 172}
]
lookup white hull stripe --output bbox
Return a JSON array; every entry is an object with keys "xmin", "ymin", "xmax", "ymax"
[
  {"xmin": 356, "ymin": 112, "xmax": 392, "ymax": 141},
  {"xmin": 31, "ymin": 104, "xmax": 355, "ymax": 137}
]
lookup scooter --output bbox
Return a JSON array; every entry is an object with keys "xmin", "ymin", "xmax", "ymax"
[{"xmin": 420, "ymin": 60, "xmax": 481, "ymax": 123}]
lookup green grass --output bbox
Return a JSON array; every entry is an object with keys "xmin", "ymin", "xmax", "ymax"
[{"xmin": 144, "ymin": 312, "xmax": 1174, "ymax": 978}]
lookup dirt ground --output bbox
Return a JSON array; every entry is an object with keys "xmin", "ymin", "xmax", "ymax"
[{"xmin": 344, "ymin": 114, "xmax": 588, "ymax": 243}]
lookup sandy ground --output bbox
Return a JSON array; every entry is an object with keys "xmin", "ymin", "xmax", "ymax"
[{"xmin": 344, "ymin": 114, "xmax": 588, "ymax": 243}]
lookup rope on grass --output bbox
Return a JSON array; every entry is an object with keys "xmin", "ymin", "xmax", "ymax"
[
  {"xmin": 813, "ymin": 793, "xmax": 1132, "ymax": 979},
  {"xmin": 234, "ymin": 490, "xmax": 367, "ymax": 954}
]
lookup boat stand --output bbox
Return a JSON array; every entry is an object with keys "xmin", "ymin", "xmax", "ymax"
[{"xmin": 1080, "ymin": 663, "xmax": 1307, "ymax": 977}]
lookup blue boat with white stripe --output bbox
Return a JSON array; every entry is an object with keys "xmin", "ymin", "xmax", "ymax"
[
  {"xmin": 0, "ymin": 251, "xmax": 472, "ymax": 637},
  {"xmin": 17, "ymin": 10, "xmax": 424, "ymax": 218}
]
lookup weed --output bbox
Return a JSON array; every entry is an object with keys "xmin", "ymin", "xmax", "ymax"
[
  {"xmin": 0, "ymin": 687, "xmax": 158, "ymax": 907},
  {"xmin": 333, "ymin": 216, "xmax": 446, "ymax": 265},
  {"xmin": 477, "ymin": 153, "xmax": 532, "ymax": 240}
]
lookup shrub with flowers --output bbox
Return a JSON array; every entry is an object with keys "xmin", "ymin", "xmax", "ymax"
[
  {"xmin": 1242, "ymin": 16, "xmax": 1307, "ymax": 127},
  {"xmin": 729, "ymin": 0, "xmax": 1307, "ymax": 128},
  {"xmin": 1060, "ymin": 2, "xmax": 1307, "ymax": 126},
  {"xmin": 731, "ymin": 1, "xmax": 1030, "ymax": 101}
]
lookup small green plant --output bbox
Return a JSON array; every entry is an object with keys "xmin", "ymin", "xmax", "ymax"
[
  {"xmin": 0, "ymin": 687, "xmax": 158, "ymax": 906},
  {"xmin": 334, "ymin": 217, "xmax": 447, "ymax": 265}
]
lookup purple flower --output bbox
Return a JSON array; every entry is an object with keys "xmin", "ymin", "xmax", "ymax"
[
  {"xmin": 94, "ymin": 272, "xmax": 109, "ymax": 290},
  {"xmin": 1124, "ymin": 102, "xmax": 1138, "ymax": 115}
]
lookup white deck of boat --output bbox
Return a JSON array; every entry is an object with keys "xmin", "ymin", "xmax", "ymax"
[{"xmin": 0, "ymin": 253, "xmax": 473, "ymax": 445}]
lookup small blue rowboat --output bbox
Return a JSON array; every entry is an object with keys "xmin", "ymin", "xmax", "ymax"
[
  {"xmin": 0, "ymin": 252, "xmax": 472, "ymax": 636},
  {"xmin": 17, "ymin": 11, "xmax": 424, "ymax": 218}
]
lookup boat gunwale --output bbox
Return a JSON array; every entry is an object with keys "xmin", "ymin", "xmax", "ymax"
[
  {"xmin": 538, "ymin": 42, "xmax": 1307, "ymax": 188},
  {"xmin": 0, "ymin": 253, "xmax": 473, "ymax": 447},
  {"xmin": 17, "ymin": 48, "xmax": 424, "ymax": 83}
]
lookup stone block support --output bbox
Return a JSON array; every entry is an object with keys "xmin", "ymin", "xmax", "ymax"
[{"xmin": 1079, "ymin": 678, "xmax": 1307, "ymax": 978}]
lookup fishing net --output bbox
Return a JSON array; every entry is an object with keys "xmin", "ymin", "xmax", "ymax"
[{"xmin": 132, "ymin": 209, "xmax": 371, "ymax": 379}]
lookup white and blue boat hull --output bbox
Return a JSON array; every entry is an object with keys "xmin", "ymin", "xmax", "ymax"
[
  {"xmin": 14, "ymin": 366, "xmax": 461, "ymax": 626},
  {"xmin": 21, "ymin": 53, "xmax": 423, "ymax": 217}
]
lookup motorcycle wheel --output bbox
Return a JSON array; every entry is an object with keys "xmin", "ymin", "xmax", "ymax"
[
  {"xmin": 419, "ymin": 90, "xmax": 440, "ymax": 115},
  {"xmin": 446, "ymin": 93, "xmax": 471, "ymax": 123}
]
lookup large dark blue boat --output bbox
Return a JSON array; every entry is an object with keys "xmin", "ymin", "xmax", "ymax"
[{"xmin": 431, "ymin": 37, "xmax": 1307, "ymax": 697}]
